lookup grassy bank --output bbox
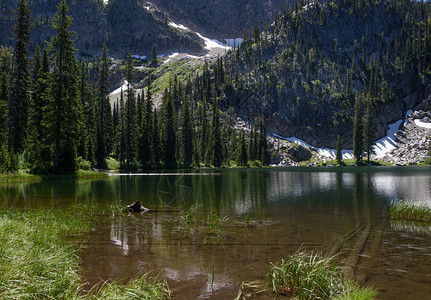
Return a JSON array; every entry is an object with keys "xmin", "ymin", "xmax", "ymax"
[
  {"xmin": 0, "ymin": 207, "xmax": 171, "ymax": 299},
  {"xmin": 390, "ymin": 200, "xmax": 431, "ymax": 222},
  {"xmin": 0, "ymin": 170, "xmax": 108, "ymax": 183},
  {"xmin": 236, "ymin": 249, "xmax": 377, "ymax": 300}
]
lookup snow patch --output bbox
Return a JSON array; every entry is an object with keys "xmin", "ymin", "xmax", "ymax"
[
  {"xmin": 110, "ymin": 80, "xmax": 128, "ymax": 96},
  {"xmin": 273, "ymin": 134, "xmax": 353, "ymax": 160},
  {"xmin": 414, "ymin": 119, "xmax": 431, "ymax": 129},
  {"xmin": 168, "ymin": 22, "xmax": 189, "ymax": 31},
  {"xmin": 143, "ymin": 5, "xmax": 150, "ymax": 11},
  {"xmin": 374, "ymin": 110, "xmax": 412, "ymax": 158},
  {"xmin": 163, "ymin": 53, "xmax": 179, "ymax": 64}
]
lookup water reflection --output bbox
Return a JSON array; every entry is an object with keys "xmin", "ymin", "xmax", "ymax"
[{"xmin": 1, "ymin": 168, "xmax": 431, "ymax": 299}]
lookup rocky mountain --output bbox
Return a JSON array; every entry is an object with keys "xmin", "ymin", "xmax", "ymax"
[
  {"xmin": 146, "ymin": 0, "xmax": 290, "ymax": 39},
  {"xmin": 0, "ymin": 0, "xmax": 298, "ymax": 58},
  {"xmin": 0, "ymin": 0, "xmax": 204, "ymax": 58},
  {"xmin": 220, "ymin": 0, "xmax": 431, "ymax": 149}
]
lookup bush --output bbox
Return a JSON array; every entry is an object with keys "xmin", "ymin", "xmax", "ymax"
[{"xmin": 76, "ymin": 156, "xmax": 92, "ymax": 171}]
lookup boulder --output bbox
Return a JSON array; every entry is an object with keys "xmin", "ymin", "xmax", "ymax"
[
  {"xmin": 287, "ymin": 145, "xmax": 312, "ymax": 162},
  {"xmin": 127, "ymin": 201, "xmax": 149, "ymax": 213}
]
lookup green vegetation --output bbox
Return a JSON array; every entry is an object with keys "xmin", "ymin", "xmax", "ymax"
[
  {"xmin": 176, "ymin": 206, "xmax": 228, "ymax": 239},
  {"xmin": 390, "ymin": 201, "xmax": 431, "ymax": 222},
  {"xmin": 0, "ymin": 206, "xmax": 171, "ymax": 299},
  {"xmin": 236, "ymin": 249, "xmax": 377, "ymax": 300}
]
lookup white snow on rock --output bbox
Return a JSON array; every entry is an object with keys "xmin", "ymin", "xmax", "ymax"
[
  {"xmin": 168, "ymin": 21, "xmax": 240, "ymax": 54},
  {"xmin": 163, "ymin": 53, "xmax": 179, "ymax": 64},
  {"xmin": 374, "ymin": 110, "xmax": 412, "ymax": 158},
  {"xmin": 144, "ymin": 5, "xmax": 150, "ymax": 11},
  {"xmin": 414, "ymin": 119, "xmax": 431, "ymax": 129},
  {"xmin": 273, "ymin": 134, "xmax": 353, "ymax": 160},
  {"xmin": 110, "ymin": 80, "xmax": 128, "ymax": 96},
  {"xmin": 168, "ymin": 22, "xmax": 189, "ymax": 31}
]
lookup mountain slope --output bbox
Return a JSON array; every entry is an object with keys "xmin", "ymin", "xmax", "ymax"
[{"xmin": 221, "ymin": 0, "xmax": 431, "ymax": 148}]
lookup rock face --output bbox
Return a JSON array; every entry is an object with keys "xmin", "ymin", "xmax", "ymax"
[
  {"xmin": 382, "ymin": 111, "xmax": 431, "ymax": 165},
  {"xmin": 223, "ymin": 1, "xmax": 430, "ymax": 149},
  {"xmin": 0, "ymin": 0, "xmax": 205, "ymax": 58},
  {"xmin": 286, "ymin": 145, "xmax": 312, "ymax": 162},
  {"xmin": 147, "ymin": 0, "xmax": 289, "ymax": 38},
  {"xmin": 0, "ymin": 0, "xmax": 294, "ymax": 58}
]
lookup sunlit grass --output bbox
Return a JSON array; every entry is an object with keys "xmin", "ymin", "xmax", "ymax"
[
  {"xmin": 88, "ymin": 274, "xmax": 171, "ymax": 299},
  {"xmin": 390, "ymin": 200, "xmax": 431, "ymax": 222},
  {"xmin": 237, "ymin": 249, "xmax": 377, "ymax": 300},
  {"xmin": 0, "ymin": 206, "xmax": 171, "ymax": 299}
]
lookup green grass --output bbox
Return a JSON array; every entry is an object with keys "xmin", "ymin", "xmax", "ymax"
[
  {"xmin": 0, "ymin": 206, "xmax": 171, "ymax": 299},
  {"xmin": 89, "ymin": 274, "xmax": 171, "ymax": 299},
  {"xmin": 390, "ymin": 200, "xmax": 431, "ymax": 222},
  {"xmin": 0, "ymin": 170, "xmax": 108, "ymax": 182},
  {"xmin": 237, "ymin": 249, "xmax": 377, "ymax": 300}
]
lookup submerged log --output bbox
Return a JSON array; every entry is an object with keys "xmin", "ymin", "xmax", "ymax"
[{"xmin": 127, "ymin": 201, "xmax": 149, "ymax": 213}]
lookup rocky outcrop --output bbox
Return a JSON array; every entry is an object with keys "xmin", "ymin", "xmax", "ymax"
[
  {"xmin": 0, "ymin": 0, "xmax": 205, "ymax": 59},
  {"xmin": 382, "ymin": 111, "xmax": 431, "ymax": 165}
]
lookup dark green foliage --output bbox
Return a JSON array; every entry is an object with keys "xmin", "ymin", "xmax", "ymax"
[
  {"xmin": 353, "ymin": 94, "xmax": 363, "ymax": 164},
  {"xmin": 27, "ymin": 48, "xmax": 51, "ymax": 172},
  {"xmin": 211, "ymin": 97, "xmax": 223, "ymax": 167},
  {"xmin": 139, "ymin": 78, "xmax": 154, "ymax": 167},
  {"xmin": 237, "ymin": 130, "xmax": 248, "ymax": 166},
  {"xmin": 163, "ymin": 91, "xmax": 177, "ymax": 169},
  {"xmin": 180, "ymin": 96, "xmax": 193, "ymax": 167},
  {"xmin": 95, "ymin": 45, "xmax": 111, "ymax": 169},
  {"xmin": 124, "ymin": 52, "xmax": 138, "ymax": 167},
  {"xmin": 363, "ymin": 95, "xmax": 376, "ymax": 162},
  {"xmin": 47, "ymin": 0, "xmax": 82, "ymax": 172},
  {"xmin": 8, "ymin": 0, "xmax": 31, "ymax": 153},
  {"xmin": 336, "ymin": 134, "xmax": 342, "ymax": 164}
]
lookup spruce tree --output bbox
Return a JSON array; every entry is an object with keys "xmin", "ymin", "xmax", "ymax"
[
  {"xmin": 139, "ymin": 78, "xmax": 153, "ymax": 167},
  {"xmin": 153, "ymin": 109, "xmax": 161, "ymax": 167},
  {"xmin": 363, "ymin": 96, "xmax": 376, "ymax": 163},
  {"xmin": 96, "ymin": 44, "xmax": 111, "ymax": 169},
  {"xmin": 47, "ymin": 0, "xmax": 82, "ymax": 172},
  {"xmin": 8, "ymin": 0, "xmax": 31, "ymax": 153},
  {"xmin": 181, "ymin": 95, "xmax": 193, "ymax": 167},
  {"xmin": 237, "ymin": 130, "xmax": 248, "ymax": 166},
  {"xmin": 28, "ymin": 48, "xmax": 51, "ymax": 171},
  {"xmin": 211, "ymin": 97, "xmax": 223, "ymax": 167},
  {"xmin": 336, "ymin": 134, "xmax": 342, "ymax": 164},
  {"xmin": 353, "ymin": 94, "xmax": 363, "ymax": 165},
  {"xmin": 163, "ymin": 91, "xmax": 177, "ymax": 169},
  {"xmin": 125, "ymin": 52, "xmax": 138, "ymax": 167}
]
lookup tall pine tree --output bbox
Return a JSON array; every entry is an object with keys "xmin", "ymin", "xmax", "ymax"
[
  {"xmin": 353, "ymin": 94, "xmax": 363, "ymax": 165},
  {"xmin": 47, "ymin": 0, "xmax": 82, "ymax": 172},
  {"xmin": 8, "ymin": 0, "xmax": 31, "ymax": 154}
]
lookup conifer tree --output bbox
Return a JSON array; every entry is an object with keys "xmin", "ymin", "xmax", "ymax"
[
  {"xmin": 181, "ymin": 95, "xmax": 193, "ymax": 167},
  {"xmin": 153, "ymin": 109, "xmax": 161, "ymax": 167},
  {"xmin": 353, "ymin": 94, "xmax": 363, "ymax": 164},
  {"xmin": 151, "ymin": 43, "xmax": 157, "ymax": 67},
  {"xmin": 237, "ymin": 130, "xmax": 248, "ymax": 166},
  {"xmin": 163, "ymin": 91, "xmax": 177, "ymax": 169},
  {"xmin": 28, "ymin": 48, "xmax": 51, "ymax": 171},
  {"xmin": 125, "ymin": 52, "xmax": 138, "ymax": 167},
  {"xmin": 47, "ymin": 0, "xmax": 82, "ymax": 172},
  {"xmin": 211, "ymin": 97, "xmax": 223, "ymax": 167},
  {"xmin": 8, "ymin": 0, "xmax": 31, "ymax": 153},
  {"xmin": 363, "ymin": 96, "xmax": 376, "ymax": 163},
  {"xmin": 336, "ymin": 134, "xmax": 342, "ymax": 164},
  {"xmin": 96, "ymin": 44, "xmax": 112, "ymax": 169},
  {"xmin": 139, "ymin": 78, "xmax": 154, "ymax": 167}
]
